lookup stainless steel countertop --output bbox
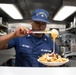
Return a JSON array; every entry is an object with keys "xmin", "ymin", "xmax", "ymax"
[
  {"xmin": 0, "ymin": 48, "xmax": 15, "ymax": 65},
  {"xmin": 0, "ymin": 49, "xmax": 76, "ymax": 67},
  {"xmin": 0, "ymin": 54, "xmax": 14, "ymax": 65}
]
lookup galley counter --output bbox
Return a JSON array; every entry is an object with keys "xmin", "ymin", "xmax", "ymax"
[
  {"xmin": 0, "ymin": 48, "xmax": 15, "ymax": 66},
  {"xmin": 0, "ymin": 48, "xmax": 76, "ymax": 67}
]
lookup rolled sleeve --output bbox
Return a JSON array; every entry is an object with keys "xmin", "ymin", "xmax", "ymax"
[{"xmin": 8, "ymin": 38, "xmax": 16, "ymax": 49}]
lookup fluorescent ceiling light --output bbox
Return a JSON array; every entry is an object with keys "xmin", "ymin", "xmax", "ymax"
[
  {"xmin": 53, "ymin": 6, "xmax": 76, "ymax": 21},
  {"xmin": 0, "ymin": 4, "xmax": 23, "ymax": 19}
]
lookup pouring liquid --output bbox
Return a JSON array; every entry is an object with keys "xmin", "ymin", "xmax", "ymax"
[
  {"xmin": 51, "ymin": 29, "xmax": 59, "ymax": 53},
  {"xmin": 27, "ymin": 29, "xmax": 59, "ymax": 53}
]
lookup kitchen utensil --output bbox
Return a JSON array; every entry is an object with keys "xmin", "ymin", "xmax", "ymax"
[{"xmin": 27, "ymin": 30, "xmax": 52, "ymax": 34}]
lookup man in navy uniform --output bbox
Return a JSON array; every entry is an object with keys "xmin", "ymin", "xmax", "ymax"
[{"xmin": 0, "ymin": 9, "xmax": 58, "ymax": 67}]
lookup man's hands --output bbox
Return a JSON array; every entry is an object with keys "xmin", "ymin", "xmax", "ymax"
[{"xmin": 14, "ymin": 26, "xmax": 29, "ymax": 37}]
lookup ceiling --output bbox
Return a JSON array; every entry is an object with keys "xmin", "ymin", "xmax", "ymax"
[{"xmin": 0, "ymin": 0, "xmax": 76, "ymax": 24}]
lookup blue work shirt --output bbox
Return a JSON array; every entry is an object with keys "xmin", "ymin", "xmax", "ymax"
[{"xmin": 8, "ymin": 34, "xmax": 58, "ymax": 67}]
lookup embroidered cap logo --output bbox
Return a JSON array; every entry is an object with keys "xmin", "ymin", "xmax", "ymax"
[{"xmin": 36, "ymin": 12, "xmax": 48, "ymax": 19}]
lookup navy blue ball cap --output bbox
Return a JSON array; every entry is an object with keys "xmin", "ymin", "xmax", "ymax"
[{"xmin": 31, "ymin": 9, "xmax": 50, "ymax": 23}]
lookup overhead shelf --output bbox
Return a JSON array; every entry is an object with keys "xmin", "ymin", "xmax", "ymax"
[
  {"xmin": 0, "ymin": 24, "xmax": 8, "ymax": 29},
  {"xmin": 65, "ymin": 27, "xmax": 76, "ymax": 33},
  {"xmin": 0, "ymin": 24, "xmax": 8, "ymax": 36},
  {"xmin": 0, "ymin": 32, "xmax": 4, "ymax": 36}
]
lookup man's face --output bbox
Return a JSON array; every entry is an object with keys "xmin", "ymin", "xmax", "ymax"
[{"xmin": 30, "ymin": 20, "xmax": 47, "ymax": 37}]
